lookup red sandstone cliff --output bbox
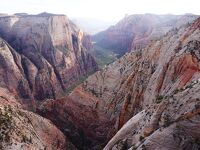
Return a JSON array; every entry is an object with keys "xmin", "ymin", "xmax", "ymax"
[{"xmin": 0, "ymin": 13, "xmax": 98, "ymax": 101}]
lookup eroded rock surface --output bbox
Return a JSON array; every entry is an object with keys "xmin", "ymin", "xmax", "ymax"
[
  {"xmin": 37, "ymin": 96, "xmax": 114, "ymax": 149},
  {"xmin": 102, "ymin": 17, "xmax": 200, "ymax": 150},
  {"xmin": 39, "ymin": 17, "xmax": 200, "ymax": 149},
  {"xmin": 0, "ymin": 13, "xmax": 98, "ymax": 101}
]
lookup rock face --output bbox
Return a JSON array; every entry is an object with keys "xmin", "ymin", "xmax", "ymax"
[
  {"xmin": 0, "ymin": 87, "xmax": 76, "ymax": 150},
  {"xmin": 37, "ymin": 96, "xmax": 114, "ymax": 149},
  {"xmin": 0, "ymin": 13, "xmax": 98, "ymax": 101},
  {"xmin": 0, "ymin": 39, "xmax": 76, "ymax": 149},
  {"xmin": 93, "ymin": 14, "xmax": 198, "ymax": 57},
  {"xmin": 101, "ymin": 17, "xmax": 200, "ymax": 149},
  {"xmin": 39, "ymin": 17, "xmax": 200, "ymax": 149}
]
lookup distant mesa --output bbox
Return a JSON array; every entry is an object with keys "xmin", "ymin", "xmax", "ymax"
[
  {"xmin": 13, "ymin": 12, "xmax": 65, "ymax": 17},
  {"xmin": 14, "ymin": 13, "xmax": 28, "ymax": 16},
  {"xmin": 38, "ymin": 12, "xmax": 65, "ymax": 16},
  {"xmin": 0, "ymin": 13, "xmax": 8, "ymax": 16}
]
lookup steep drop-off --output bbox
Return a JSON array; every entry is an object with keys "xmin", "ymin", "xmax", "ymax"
[
  {"xmin": 0, "ymin": 36, "xmax": 77, "ymax": 150},
  {"xmin": 0, "ymin": 13, "xmax": 98, "ymax": 101},
  {"xmin": 39, "ymin": 17, "xmax": 200, "ymax": 149}
]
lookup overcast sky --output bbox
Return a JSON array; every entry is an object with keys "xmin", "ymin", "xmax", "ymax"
[{"xmin": 0, "ymin": 0, "xmax": 199, "ymax": 21}]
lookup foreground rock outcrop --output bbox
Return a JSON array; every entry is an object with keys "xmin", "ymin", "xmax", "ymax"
[
  {"xmin": 93, "ymin": 14, "xmax": 198, "ymax": 56},
  {"xmin": 0, "ymin": 13, "xmax": 98, "ymax": 101},
  {"xmin": 38, "ymin": 17, "xmax": 200, "ymax": 149},
  {"xmin": 0, "ymin": 87, "xmax": 76, "ymax": 150},
  {"xmin": 37, "ymin": 96, "xmax": 114, "ymax": 149}
]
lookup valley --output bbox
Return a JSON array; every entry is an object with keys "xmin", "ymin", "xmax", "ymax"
[{"xmin": 0, "ymin": 12, "xmax": 199, "ymax": 150}]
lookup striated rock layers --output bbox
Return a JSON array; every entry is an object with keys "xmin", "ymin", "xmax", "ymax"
[
  {"xmin": 0, "ymin": 13, "xmax": 98, "ymax": 101},
  {"xmin": 93, "ymin": 14, "xmax": 198, "ymax": 56},
  {"xmin": 38, "ymin": 17, "xmax": 200, "ymax": 149}
]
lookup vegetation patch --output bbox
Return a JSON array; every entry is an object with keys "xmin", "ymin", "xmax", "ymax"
[
  {"xmin": 155, "ymin": 95, "xmax": 164, "ymax": 103},
  {"xmin": 62, "ymin": 71, "xmax": 96, "ymax": 96},
  {"xmin": 0, "ymin": 106, "xmax": 14, "ymax": 148},
  {"xmin": 174, "ymin": 88, "xmax": 184, "ymax": 94},
  {"xmin": 163, "ymin": 114, "xmax": 172, "ymax": 127},
  {"xmin": 139, "ymin": 135, "xmax": 144, "ymax": 141},
  {"xmin": 91, "ymin": 44, "xmax": 117, "ymax": 68},
  {"xmin": 21, "ymin": 135, "xmax": 32, "ymax": 143},
  {"xmin": 56, "ymin": 45, "xmax": 70, "ymax": 56},
  {"xmin": 89, "ymin": 88, "xmax": 99, "ymax": 97},
  {"xmin": 186, "ymin": 84, "xmax": 193, "ymax": 89}
]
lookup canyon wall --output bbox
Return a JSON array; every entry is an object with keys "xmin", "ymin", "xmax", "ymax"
[
  {"xmin": 38, "ymin": 17, "xmax": 200, "ymax": 149},
  {"xmin": 0, "ymin": 13, "xmax": 98, "ymax": 101},
  {"xmin": 93, "ymin": 14, "xmax": 198, "ymax": 57}
]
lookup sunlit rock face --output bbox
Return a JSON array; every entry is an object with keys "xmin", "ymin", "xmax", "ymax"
[
  {"xmin": 39, "ymin": 17, "xmax": 200, "ymax": 149},
  {"xmin": 101, "ymin": 17, "xmax": 200, "ymax": 149},
  {"xmin": 0, "ymin": 13, "xmax": 98, "ymax": 100},
  {"xmin": 93, "ymin": 14, "xmax": 198, "ymax": 57}
]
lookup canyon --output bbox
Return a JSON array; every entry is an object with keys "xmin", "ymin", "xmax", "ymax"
[
  {"xmin": 93, "ymin": 14, "xmax": 198, "ymax": 57},
  {"xmin": 0, "ymin": 12, "xmax": 200, "ymax": 150}
]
